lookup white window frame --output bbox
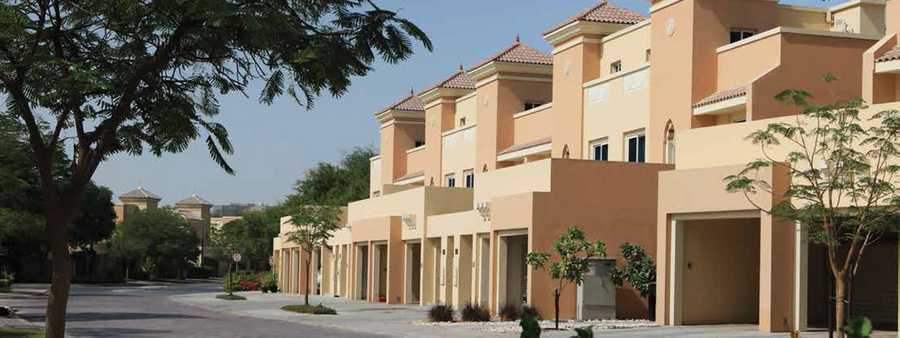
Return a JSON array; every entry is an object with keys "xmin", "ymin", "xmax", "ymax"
[
  {"xmin": 463, "ymin": 169, "xmax": 475, "ymax": 188},
  {"xmin": 610, "ymin": 60, "xmax": 622, "ymax": 74},
  {"xmin": 588, "ymin": 138, "xmax": 609, "ymax": 161},
  {"xmin": 445, "ymin": 174, "xmax": 456, "ymax": 188},
  {"xmin": 625, "ymin": 130, "xmax": 646, "ymax": 163}
]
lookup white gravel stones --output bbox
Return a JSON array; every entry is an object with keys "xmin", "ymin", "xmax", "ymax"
[{"xmin": 418, "ymin": 318, "xmax": 657, "ymax": 334}]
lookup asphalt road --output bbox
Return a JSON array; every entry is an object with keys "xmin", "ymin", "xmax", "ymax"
[{"xmin": 1, "ymin": 282, "xmax": 382, "ymax": 338}]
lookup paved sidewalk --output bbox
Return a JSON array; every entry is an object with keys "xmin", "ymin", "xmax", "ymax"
[{"xmin": 171, "ymin": 291, "xmax": 801, "ymax": 337}]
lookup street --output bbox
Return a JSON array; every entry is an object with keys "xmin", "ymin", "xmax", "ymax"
[{"xmin": 1, "ymin": 282, "xmax": 380, "ymax": 338}]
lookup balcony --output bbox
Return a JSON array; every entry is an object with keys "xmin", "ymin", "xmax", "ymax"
[{"xmin": 512, "ymin": 103, "xmax": 553, "ymax": 145}]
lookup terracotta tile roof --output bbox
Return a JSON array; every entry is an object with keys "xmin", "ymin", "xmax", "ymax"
[
  {"xmin": 396, "ymin": 170, "xmax": 424, "ymax": 182},
  {"xmin": 498, "ymin": 137, "xmax": 552, "ymax": 156},
  {"xmin": 544, "ymin": 1, "xmax": 647, "ymax": 35},
  {"xmin": 377, "ymin": 91, "xmax": 425, "ymax": 115},
  {"xmin": 693, "ymin": 86, "xmax": 748, "ymax": 108},
  {"xmin": 470, "ymin": 40, "xmax": 553, "ymax": 72},
  {"xmin": 120, "ymin": 187, "xmax": 161, "ymax": 200},
  {"xmin": 876, "ymin": 46, "xmax": 900, "ymax": 63},
  {"xmin": 425, "ymin": 67, "xmax": 476, "ymax": 92},
  {"xmin": 176, "ymin": 194, "xmax": 212, "ymax": 206}
]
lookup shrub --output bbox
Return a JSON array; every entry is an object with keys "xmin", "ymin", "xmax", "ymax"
[
  {"xmin": 843, "ymin": 316, "xmax": 872, "ymax": 338},
  {"xmin": 216, "ymin": 294, "xmax": 246, "ymax": 301},
  {"xmin": 499, "ymin": 303, "xmax": 521, "ymax": 321},
  {"xmin": 572, "ymin": 326, "xmax": 594, "ymax": 338},
  {"xmin": 521, "ymin": 304, "xmax": 540, "ymax": 320},
  {"xmin": 427, "ymin": 304, "xmax": 454, "ymax": 322},
  {"xmin": 281, "ymin": 304, "xmax": 338, "ymax": 315},
  {"xmin": 460, "ymin": 303, "xmax": 491, "ymax": 322},
  {"xmin": 520, "ymin": 313, "xmax": 541, "ymax": 338},
  {"xmin": 261, "ymin": 273, "xmax": 278, "ymax": 293}
]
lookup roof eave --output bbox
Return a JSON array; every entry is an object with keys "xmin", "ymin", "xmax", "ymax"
[
  {"xmin": 376, "ymin": 108, "xmax": 425, "ymax": 124},
  {"xmin": 544, "ymin": 21, "xmax": 636, "ymax": 46},
  {"xmin": 418, "ymin": 87, "xmax": 473, "ymax": 105},
  {"xmin": 469, "ymin": 61, "xmax": 553, "ymax": 83}
]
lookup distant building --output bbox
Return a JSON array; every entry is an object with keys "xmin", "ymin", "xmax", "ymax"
[
  {"xmin": 115, "ymin": 187, "xmax": 212, "ymax": 266},
  {"xmin": 211, "ymin": 203, "xmax": 265, "ymax": 217}
]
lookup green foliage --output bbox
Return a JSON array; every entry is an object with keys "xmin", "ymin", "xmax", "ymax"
[
  {"xmin": 519, "ymin": 314, "xmax": 541, "ymax": 338},
  {"xmin": 843, "ymin": 316, "xmax": 872, "ymax": 338},
  {"xmin": 427, "ymin": 304, "xmax": 455, "ymax": 322},
  {"xmin": 111, "ymin": 208, "xmax": 200, "ymax": 279},
  {"xmin": 71, "ymin": 184, "xmax": 117, "ymax": 251},
  {"xmin": 281, "ymin": 304, "xmax": 337, "ymax": 315},
  {"xmin": 261, "ymin": 272, "xmax": 279, "ymax": 293},
  {"xmin": 724, "ymin": 78, "xmax": 900, "ymax": 332},
  {"xmin": 214, "ymin": 205, "xmax": 289, "ymax": 269},
  {"xmin": 527, "ymin": 226, "xmax": 605, "ymax": 330},
  {"xmin": 287, "ymin": 206, "xmax": 341, "ymax": 253},
  {"xmin": 460, "ymin": 303, "xmax": 491, "ymax": 322},
  {"xmin": 609, "ymin": 243, "xmax": 656, "ymax": 298},
  {"xmin": 526, "ymin": 227, "xmax": 606, "ymax": 286},
  {"xmin": 572, "ymin": 326, "xmax": 594, "ymax": 338},
  {"xmin": 289, "ymin": 147, "xmax": 377, "ymax": 206}
]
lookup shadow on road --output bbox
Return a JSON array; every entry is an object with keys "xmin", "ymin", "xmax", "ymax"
[{"xmin": 19, "ymin": 311, "xmax": 202, "ymax": 323}]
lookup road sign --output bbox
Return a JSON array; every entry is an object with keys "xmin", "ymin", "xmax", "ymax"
[{"xmin": 232, "ymin": 253, "xmax": 242, "ymax": 263}]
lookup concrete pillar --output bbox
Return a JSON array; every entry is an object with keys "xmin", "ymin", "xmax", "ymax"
[
  {"xmin": 793, "ymin": 222, "xmax": 808, "ymax": 332},
  {"xmin": 759, "ymin": 214, "xmax": 794, "ymax": 332},
  {"xmin": 668, "ymin": 219, "xmax": 683, "ymax": 325}
]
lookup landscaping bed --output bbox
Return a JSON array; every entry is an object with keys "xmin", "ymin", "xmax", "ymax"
[
  {"xmin": 418, "ymin": 319, "xmax": 657, "ymax": 334},
  {"xmin": 215, "ymin": 294, "xmax": 246, "ymax": 301},
  {"xmin": 280, "ymin": 304, "xmax": 337, "ymax": 315}
]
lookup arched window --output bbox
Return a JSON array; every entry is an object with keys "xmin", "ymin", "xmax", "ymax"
[{"xmin": 665, "ymin": 126, "xmax": 676, "ymax": 165}]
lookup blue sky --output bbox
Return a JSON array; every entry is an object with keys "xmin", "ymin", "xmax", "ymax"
[{"xmin": 93, "ymin": 0, "xmax": 847, "ymax": 205}]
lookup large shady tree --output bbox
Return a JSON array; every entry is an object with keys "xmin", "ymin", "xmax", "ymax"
[
  {"xmin": 725, "ymin": 78, "xmax": 900, "ymax": 336},
  {"xmin": 0, "ymin": 1, "xmax": 430, "ymax": 336}
]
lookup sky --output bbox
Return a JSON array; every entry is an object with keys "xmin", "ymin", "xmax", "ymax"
[{"xmin": 93, "ymin": 0, "xmax": 848, "ymax": 206}]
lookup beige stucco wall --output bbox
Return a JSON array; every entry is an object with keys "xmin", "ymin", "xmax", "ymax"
[
  {"xmin": 348, "ymin": 186, "xmax": 473, "ymax": 241},
  {"xmin": 716, "ymin": 34, "xmax": 782, "ymax": 91},
  {"xmin": 405, "ymin": 146, "xmax": 426, "ymax": 177},
  {"xmin": 455, "ymin": 93, "xmax": 478, "ymax": 128},
  {"xmin": 599, "ymin": 22, "xmax": 652, "ymax": 79},
  {"xmin": 831, "ymin": 2, "xmax": 887, "ymax": 36},
  {"xmin": 513, "ymin": 104, "xmax": 553, "ymax": 145},
  {"xmin": 583, "ymin": 65, "xmax": 650, "ymax": 161},
  {"xmin": 441, "ymin": 124, "xmax": 477, "ymax": 184},
  {"xmin": 380, "ymin": 121, "xmax": 425, "ymax": 184},
  {"xmin": 426, "ymin": 210, "xmax": 486, "ymax": 238},
  {"xmin": 551, "ymin": 39, "xmax": 601, "ymax": 159},
  {"xmin": 474, "ymin": 159, "xmax": 551, "ymax": 205},
  {"xmin": 369, "ymin": 156, "xmax": 382, "ymax": 196}
]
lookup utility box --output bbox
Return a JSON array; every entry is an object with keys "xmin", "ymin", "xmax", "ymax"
[{"xmin": 576, "ymin": 258, "xmax": 617, "ymax": 320}]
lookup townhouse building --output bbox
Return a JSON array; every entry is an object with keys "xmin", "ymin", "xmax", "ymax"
[{"xmin": 274, "ymin": 0, "xmax": 900, "ymax": 333}]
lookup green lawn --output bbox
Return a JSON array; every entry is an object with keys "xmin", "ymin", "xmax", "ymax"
[{"xmin": 0, "ymin": 328, "xmax": 43, "ymax": 338}]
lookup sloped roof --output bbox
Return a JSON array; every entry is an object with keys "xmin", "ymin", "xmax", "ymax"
[
  {"xmin": 176, "ymin": 194, "xmax": 212, "ymax": 206},
  {"xmin": 425, "ymin": 67, "xmax": 476, "ymax": 92},
  {"xmin": 876, "ymin": 46, "xmax": 900, "ymax": 63},
  {"xmin": 693, "ymin": 86, "xmax": 748, "ymax": 108},
  {"xmin": 470, "ymin": 40, "xmax": 553, "ymax": 72},
  {"xmin": 376, "ymin": 91, "xmax": 425, "ymax": 116},
  {"xmin": 120, "ymin": 187, "xmax": 161, "ymax": 200},
  {"xmin": 544, "ymin": 1, "xmax": 647, "ymax": 35}
]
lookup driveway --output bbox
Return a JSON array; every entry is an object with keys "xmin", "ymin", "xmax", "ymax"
[{"xmin": 1, "ymin": 281, "xmax": 379, "ymax": 337}]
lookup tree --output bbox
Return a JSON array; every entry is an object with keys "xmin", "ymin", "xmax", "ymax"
[
  {"xmin": 526, "ymin": 226, "xmax": 606, "ymax": 330},
  {"xmin": 71, "ymin": 184, "xmax": 116, "ymax": 252},
  {"xmin": 219, "ymin": 205, "xmax": 286, "ymax": 270},
  {"xmin": 291, "ymin": 146, "xmax": 376, "ymax": 206},
  {"xmin": 287, "ymin": 205, "xmax": 341, "ymax": 306},
  {"xmin": 609, "ymin": 243, "xmax": 656, "ymax": 320},
  {"xmin": 111, "ymin": 208, "xmax": 199, "ymax": 280},
  {"xmin": 0, "ymin": 1, "xmax": 430, "ymax": 336},
  {"xmin": 725, "ymin": 77, "xmax": 900, "ymax": 337}
]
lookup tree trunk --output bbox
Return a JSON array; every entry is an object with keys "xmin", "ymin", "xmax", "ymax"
[
  {"xmin": 554, "ymin": 288, "xmax": 560, "ymax": 330},
  {"xmin": 305, "ymin": 258, "xmax": 311, "ymax": 306},
  {"xmin": 834, "ymin": 274, "xmax": 847, "ymax": 338},
  {"xmin": 45, "ymin": 215, "xmax": 73, "ymax": 338}
]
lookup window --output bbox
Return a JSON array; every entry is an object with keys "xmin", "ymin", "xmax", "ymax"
[
  {"xmin": 414, "ymin": 139, "xmax": 425, "ymax": 148},
  {"xmin": 626, "ymin": 132, "xmax": 646, "ymax": 163},
  {"xmin": 610, "ymin": 61, "xmax": 622, "ymax": 74},
  {"xmin": 665, "ymin": 128, "xmax": 676, "ymax": 165},
  {"xmin": 645, "ymin": 49, "xmax": 651, "ymax": 63},
  {"xmin": 445, "ymin": 174, "xmax": 456, "ymax": 188},
  {"xmin": 463, "ymin": 170, "xmax": 475, "ymax": 188},
  {"xmin": 729, "ymin": 29, "xmax": 756, "ymax": 43},
  {"xmin": 589, "ymin": 138, "xmax": 609, "ymax": 161},
  {"xmin": 458, "ymin": 117, "xmax": 466, "ymax": 127},
  {"xmin": 523, "ymin": 102, "xmax": 544, "ymax": 111}
]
